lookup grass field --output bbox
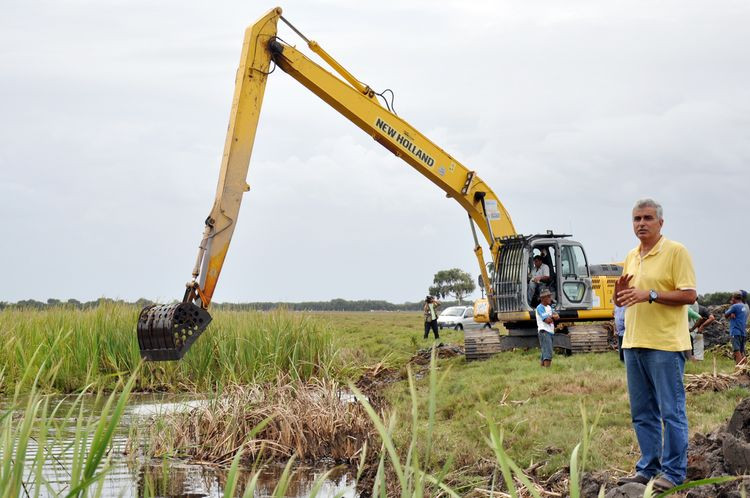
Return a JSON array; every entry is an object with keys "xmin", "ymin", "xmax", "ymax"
[
  {"xmin": 320, "ymin": 310, "xmax": 748, "ymax": 488},
  {"xmin": 1, "ymin": 305, "xmax": 746, "ymax": 491}
]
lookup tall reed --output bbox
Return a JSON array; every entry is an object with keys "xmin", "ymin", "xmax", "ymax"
[
  {"xmin": 0, "ymin": 304, "xmax": 342, "ymax": 393},
  {"xmin": 0, "ymin": 343, "xmax": 136, "ymax": 497}
]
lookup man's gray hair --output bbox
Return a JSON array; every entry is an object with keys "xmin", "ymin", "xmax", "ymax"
[{"xmin": 633, "ymin": 198, "xmax": 663, "ymax": 219}]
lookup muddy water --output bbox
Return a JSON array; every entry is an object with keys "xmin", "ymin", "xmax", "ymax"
[{"xmin": 17, "ymin": 393, "xmax": 356, "ymax": 497}]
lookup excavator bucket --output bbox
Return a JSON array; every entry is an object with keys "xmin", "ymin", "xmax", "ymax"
[{"xmin": 137, "ymin": 303, "xmax": 212, "ymax": 361}]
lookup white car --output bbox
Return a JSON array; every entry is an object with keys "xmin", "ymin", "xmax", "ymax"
[{"xmin": 437, "ymin": 306, "xmax": 479, "ymax": 330}]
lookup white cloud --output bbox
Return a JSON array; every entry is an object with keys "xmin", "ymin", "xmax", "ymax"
[{"xmin": 1, "ymin": 0, "xmax": 748, "ymax": 302}]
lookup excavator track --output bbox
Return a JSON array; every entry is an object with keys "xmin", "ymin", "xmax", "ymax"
[
  {"xmin": 464, "ymin": 322, "xmax": 613, "ymax": 360},
  {"xmin": 565, "ymin": 323, "xmax": 614, "ymax": 353},
  {"xmin": 464, "ymin": 328, "xmax": 503, "ymax": 361},
  {"xmin": 137, "ymin": 303, "xmax": 212, "ymax": 361}
]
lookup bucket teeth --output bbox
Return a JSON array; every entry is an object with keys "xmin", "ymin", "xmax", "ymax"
[{"xmin": 137, "ymin": 303, "xmax": 212, "ymax": 361}]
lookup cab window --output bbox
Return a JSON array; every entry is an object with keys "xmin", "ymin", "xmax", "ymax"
[{"xmin": 561, "ymin": 245, "xmax": 589, "ymax": 278}]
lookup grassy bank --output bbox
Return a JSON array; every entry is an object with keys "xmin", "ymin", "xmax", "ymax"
[
  {"xmin": 0, "ymin": 304, "xmax": 343, "ymax": 393},
  {"xmin": 313, "ymin": 312, "xmax": 749, "ymax": 489},
  {"xmin": 2, "ymin": 306, "xmax": 748, "ymax": 491}
]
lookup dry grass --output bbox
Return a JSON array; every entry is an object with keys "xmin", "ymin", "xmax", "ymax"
[
  {"xmin": 685, "ymin": 357, "xmax": 750, "ymax": 392},
  {"xmin": 133, "ymin": 376, "xmax": 377, "ymax": 466}
]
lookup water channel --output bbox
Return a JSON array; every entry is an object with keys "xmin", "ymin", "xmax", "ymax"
[{"xmin": 15, "ymin": 393, "xmax": 357, "ymax": 497}]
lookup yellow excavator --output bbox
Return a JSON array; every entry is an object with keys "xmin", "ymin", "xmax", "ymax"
[{"xmin": 137, "ymin": 7, "xmax": 620, "ymax": 362}]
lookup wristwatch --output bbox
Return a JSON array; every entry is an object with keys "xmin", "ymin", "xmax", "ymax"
[{"xmin": 648, "ymin": 290, "xmax": 658, "ymax": 304}]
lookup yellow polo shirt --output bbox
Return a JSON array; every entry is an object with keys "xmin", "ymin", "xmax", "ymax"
[{"xmin": 622, "ymin": 237, "xmax": 696, "ymax": 351}]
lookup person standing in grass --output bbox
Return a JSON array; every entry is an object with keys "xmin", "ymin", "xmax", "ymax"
[
  {"xmin": 423, "ymin": 295, "xmax": 441, "ymax": 340},
  {"xmin": 725, "ymin": 292, "xmax": 748, "ymax": 365},
  {"xmin": 535, "ymin": 289, "xmax": 559, "ymax": 367},
  {"xmin": 614, "ymin": 198, "xmax": 697, "ymax": 493}
]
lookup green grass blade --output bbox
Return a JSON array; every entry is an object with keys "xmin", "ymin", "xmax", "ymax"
[
  {"xmin": 222, "ymin": 449, "xmax": 244, "ymax": 498},
  {"xmin": 569, "ymin": 443, "xmax": 581, "ymax": 498},
  {"xmin": 654, "ymin": 475, "xmax": 741, "ymax": 497}
]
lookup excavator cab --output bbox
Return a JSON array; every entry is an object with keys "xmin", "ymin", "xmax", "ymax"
[
  {"xmin": 492, "ymin": 233, "xmax": 594, "ymax": 315},
  {"xmin": 525, "ymin": 239, "xmax": 594, "ymax": 311}
]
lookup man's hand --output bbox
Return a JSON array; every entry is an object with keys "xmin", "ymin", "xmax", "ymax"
[
  {"xmin": 615, "ymin": 273, "xmax": 652, "ymax": 306},
  {"xmin": 618, "ymin": 287, "xmax": 650, "ymax": 306},
  {"xmin": 614, "ymin": 274, "xmax": 634, "ymax": 307},
  {"xmin": 552, "ymin": 313, "xmax": 560, "ymax": 320}
]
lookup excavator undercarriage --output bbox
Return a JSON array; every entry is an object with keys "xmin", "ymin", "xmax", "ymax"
[{"xmin": 463, "ymin": 323, "xmax": 614, "ymax": 361}]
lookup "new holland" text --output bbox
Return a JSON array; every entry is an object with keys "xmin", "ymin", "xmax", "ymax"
[{"xmin": 375, "ymin": 118, "xmax": 435, "ymax": 167}]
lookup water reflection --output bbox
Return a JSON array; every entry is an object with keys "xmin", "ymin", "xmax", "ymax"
[
  {"xmin": 136, "ymin": 461, "xmax": 355, "ymax": 497},
  {"xmin": 12, "ymin": 393, "xmax": 356, "ymax": 497}
]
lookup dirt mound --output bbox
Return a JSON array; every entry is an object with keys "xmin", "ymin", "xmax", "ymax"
[
  {"xmin": 409, "ymin": 343, "xmax": 464, "ymax": 365},
  {"xmin": 354, "ymin": 362, "xmax": 401, "ymax": 410},
  {"xmin": 683, "ymin": 397, "xmax": 750, "ymax": 497},
  {"xmin": 702, "ymin": 304, "xmax": 732, "ymax": 348}
]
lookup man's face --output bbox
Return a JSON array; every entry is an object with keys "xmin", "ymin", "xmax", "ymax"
[
  {"xmin": 533, "ymin": 258, "xmax": 542, "ymax": 268},
  {"xmin": 632, "ymin": 206, "xmax": 663, "ymax": 243},
  {"xmin": 541, "ymin": 295, "xmax": 552, "ymax": 305}
]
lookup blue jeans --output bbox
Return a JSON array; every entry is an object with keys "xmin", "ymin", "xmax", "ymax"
[
  {"xmin": 538, "ymin": 331, "xmax": 553, "ymax": 362},
  {"xmin": 624, "ymin": 348, "xmax": 688, "ymax": 485}
]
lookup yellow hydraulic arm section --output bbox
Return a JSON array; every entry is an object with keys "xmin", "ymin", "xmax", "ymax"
[{"xmin": 192, "ymin": 7, "xmax": 516, "ymax": 308}]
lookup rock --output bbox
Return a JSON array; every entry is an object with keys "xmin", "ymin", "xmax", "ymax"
[
  {"xmin": 722, "ymin": 433, "xmax": 750, "ymax": 475},
  {"xmin": 604, "ymin": 482, "xmax": 647, "ymax": 498},
  {"xmin": 581, "ymin": 471, "xmax": 610, "ymax": 497},
  {"xmin": 684, "ymin": 397, "xmax": 750, "ymax": 496},
  {"xmin": 726, "ymin": 398, "xmax": 750, "ymax": 439},
  {"xmin": 721, "ymin": 398, "xmax": 750, "ymax": 474}
]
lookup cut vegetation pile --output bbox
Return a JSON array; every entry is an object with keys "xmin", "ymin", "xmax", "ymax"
[
  {"xmin": 685, "ymin": 360, "xmax": 750, "ymax": 393},
  {"xmin": 132, "ymin": 377, "xmax": 377, "ymax": 465}
]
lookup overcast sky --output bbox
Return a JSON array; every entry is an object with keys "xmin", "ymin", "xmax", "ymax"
[{"xmin": 1, "ymin": 0, "xmax": 748, "ymax": 304}]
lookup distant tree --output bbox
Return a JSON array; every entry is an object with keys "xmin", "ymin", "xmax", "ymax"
[
  {"xmin": 429, "ymin": 268, "xmax": 476, "ymax": 305},
  {"xmin": 47, "ymin": 298, "xmax": 61, "ymax": 307},
  {"xmin": 66, "ymin": 298, "xmax": 82, "ymax": 308},
  {"xmin": 15, "ymin": 299, "xmax": 45, "ymax": 309},
  {"xmin": 135, "ymin": 298, "xmax": 155, "ymax": 309},
  {"xmin": 698, "ymin": 292, "xmax": 734, "ymax": 306}
]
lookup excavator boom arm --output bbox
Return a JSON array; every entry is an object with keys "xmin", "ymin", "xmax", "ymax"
[
  {"xmin": 138, "ymin": 7, "xmax": 517, "ymax": 361},
  {"xmin": 200, "ymin": 8, "xmax": 516, "ymax": 305}
]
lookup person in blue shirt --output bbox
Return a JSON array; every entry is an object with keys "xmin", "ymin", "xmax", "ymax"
[
  {"xmin": 726, "ymin": 292, "xmax": 749, "ymax": 365},
  {"xmin": 614, "ymin": 304, "xmax": 626, "ymax": 362},
  {"xmin": 536, "ymin": 289, "xmax": 560, "ymax": 367}
]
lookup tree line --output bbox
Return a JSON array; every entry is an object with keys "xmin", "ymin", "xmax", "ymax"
[
  {"xmin": 698, "ymin": 292, "xmax": 744, "ymax": 306},
  {"xmin": 0, "ymin": 290, "xmax": 737, "ymax": 311},
  {"xmin": 0, "ymin": 297, "xmax": 463, "ymax": 312}
]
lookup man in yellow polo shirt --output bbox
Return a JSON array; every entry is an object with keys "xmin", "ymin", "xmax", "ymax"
[{"xmin": 614, "ymin": 198, "xmax": 697, "ymax": 493}]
